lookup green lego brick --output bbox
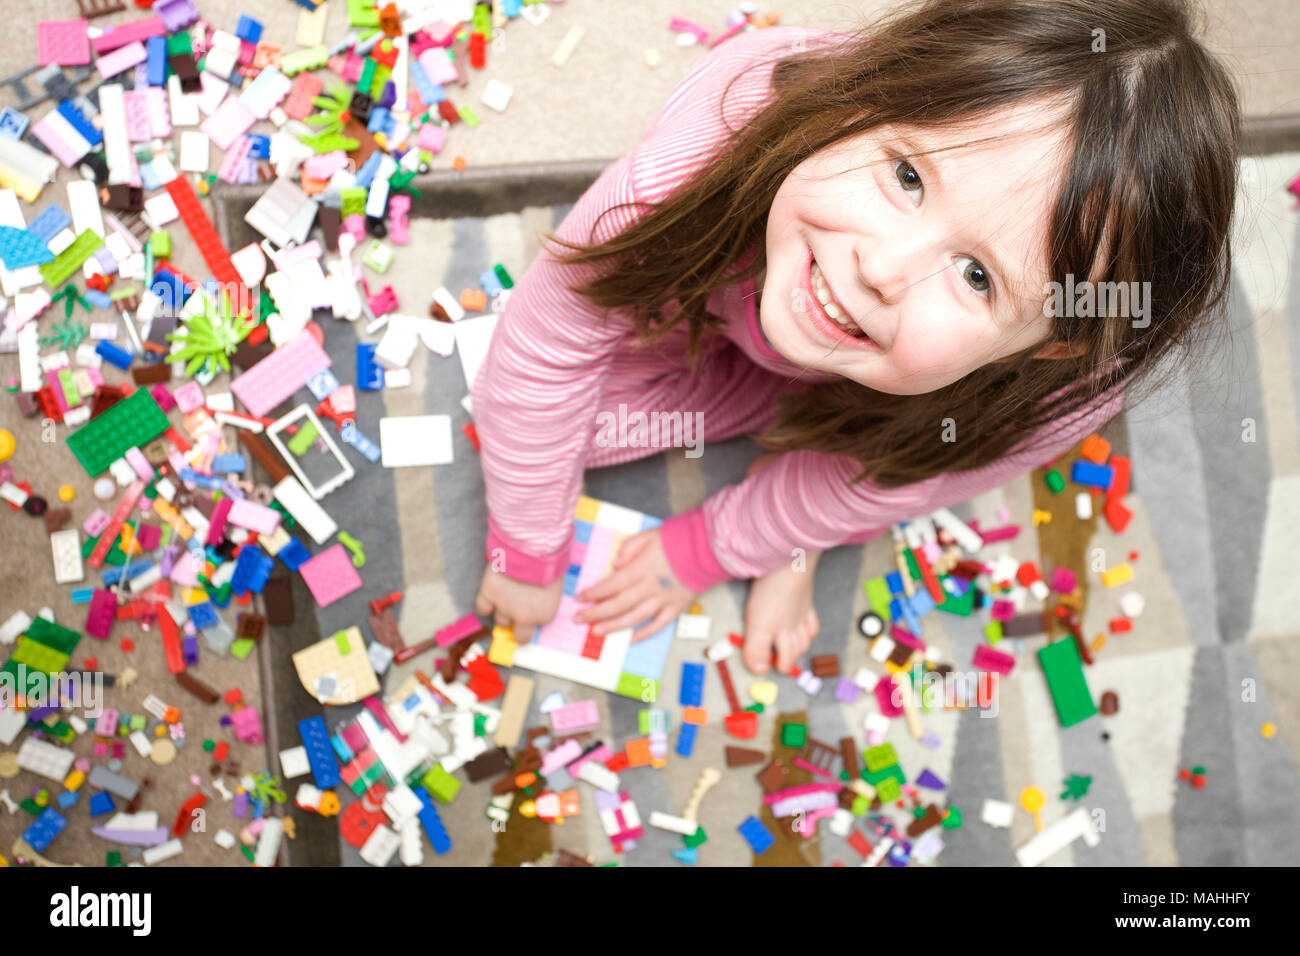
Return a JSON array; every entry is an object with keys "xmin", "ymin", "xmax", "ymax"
[
  {"xmin": 40, "ymin": 229, "xmax": 104, "ymax": 288},
  {"xmin": 862, "ymin": 762, "xmax": 906, "ymax": 789},
  {"xmin": 863, "ymin": 743, "xmax": 898, "ymax": 772},
  {"xmin": 875, "ymin": 776, "xmax": 902, "ymax": 803},
  {"xmin": 984, "ymin": 620, "xmax": 1003, "ymax": 644},
  {"xmin": 339, "ymin": 187, "xmax": 368, "ymax": 217},
  {"xmin": 421, "ymin": 765, "xmax": 460, "ymax": 803},
  {"xmin": 492, "ymin": 263, "xmax": 514, "ymax": 289},
  {"xmin": 358, "ymin": 58, "xmax": 376, "ymax": 94},
  {"xmin": 166, "ymin": 32, "xmax": 192, "ymax": 57},
  {"xmin": 56, "ymin": 369, "xmax": 79, "ymax": 407},
  {"xmin": 936, "ymin": 575, "xmax": 976, "ymax": 615},
  {"xmin": 150, "ymin": 230, "xmax": 171, "ymax": 258},
  {"xmin": 614, "ymin": 672, "xmax": 657, "ymax": 702},
  {"xmin": 472, "ymin": 4, "xmax": 491, "ymax": 33},
  {"xmin": 65, "ymin": 387, "xmax": 170, "ymax": 477},
  {"xmin": 1038, "ymin": 638, "xmax": 1098, "ymax": 727},
  {"xmin": 864, "ymin": 576, "xmax": 893, "ymax": 620},
  {"xmin": 683, "ymin": 826, "xmax": 707, "ymax": 848},
  {"xmin": 280, "ymin": 46, "xmax": 328, "ymax": 76},
  {"xmin": 1045, "ymin": 469, "xmax": 1066, "ymax": 494},
  {"xmin": 347, "ymin": 0, "xmax": 380, "ymax": 27},
  {"xmin": 25, "ymin": 617, "xmax": 82, "ymax": 655},
  {"xmin": 781, "ymin": 722, "xmax": 807, "ymax": 748},
  {"xmin": 942, "ymin": 805, "xmax": 963, "ymax": 829},
  {"xmin": 229, "ymin": 638, "xmax": 255, "ymax": 660},
  {"xmin": 457, "ymin": 105, "xmax": 480, "ymax": 128}
]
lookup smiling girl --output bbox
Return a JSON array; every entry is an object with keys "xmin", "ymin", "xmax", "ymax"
[{"xmin": 472, "ymin": 0, "xmax": 1240, "ymax": 675}]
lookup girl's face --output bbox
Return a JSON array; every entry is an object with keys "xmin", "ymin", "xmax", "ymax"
[{"xmin": 760, "ymin": 101, "xmax": 1075, "ymax": 394}]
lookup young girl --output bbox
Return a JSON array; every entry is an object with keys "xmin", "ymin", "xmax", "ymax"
[{"xmin": 472, "ymin": 0, "xmax": 1240, "ymax": 676}]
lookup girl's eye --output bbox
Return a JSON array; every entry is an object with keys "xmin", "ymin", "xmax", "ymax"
[
  {"xmin": 895, "ymin": 160, "xmax": 923, "ymax": 202},
  {"xmin": 957, "ymin": 256, "xmax": 991, "ymax": 294}
]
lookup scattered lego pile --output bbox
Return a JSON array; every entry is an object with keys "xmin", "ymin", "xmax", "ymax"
[{"xmin": 0, "ymin": 0, "xmax": 814, "ymax": 867}]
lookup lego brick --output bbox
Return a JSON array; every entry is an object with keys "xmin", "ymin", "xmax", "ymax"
[
  {"xmin": 65, "ymin": 387, "xmax": 169, "ymax": 476},
  {"xmin": 22, "ymin": 808, "xmax": 68, "ymax": 854},
  {"xmin": 50, "ymin": 528, "xmax": 84, "ymax": 584},
  {"xmin": 379, "ymin": 415, "xmax": 452, "ymax": 467},
  {"xmin": 38, "ymin": 20, "xmax": 92, "ymax": 67},
  {"xmin": 272, "ymin": 476, "xmax": 337, "ymax": 545},
  {"xmin": 1038, "ymin": 638, "xmax": 1098, "ymax": 727},
  {"xmin": 97, "ymin": 41, "xmax": 148, "ymax": 81},
  {"xmin": 17, "ymin": 738, "xmax": 76, "ymax": 781},
  {"xmin": 39, "ymin": 228, "xmax": 103, "ymax": 288},
  {"xmin": 162, "ymin": 173, "xmax": 241, "ymax": 290},
  {"xmin": 679, "ymin": 661, "xmax": 706, "ymax": 708},
  {"xmin": 230, "ymin": 329, "xmax": 331, "ymax": 419},
  {"xmin": 298, "ymin": 544, "xmax": 362, "ymax": 608}
]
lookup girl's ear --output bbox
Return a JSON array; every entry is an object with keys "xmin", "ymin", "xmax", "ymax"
[{"xmin": 1032, "ymin": 340, "xmax": 1087, "ymax": 360}]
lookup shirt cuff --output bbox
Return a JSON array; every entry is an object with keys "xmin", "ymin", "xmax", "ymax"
[
  {"xmin": 660, "ymin": 506, "xmax": 732, "ymax": 594},
  {"xmin": 485, "ymin": 517, "xmax": 573, "ymax": 588}
]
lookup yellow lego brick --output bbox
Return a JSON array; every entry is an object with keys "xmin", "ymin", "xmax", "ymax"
[
  {"xmin": 488, "ymin": 626, "xmax": 516, "ymax": 667},
  {"xmin": 1101, "ymin": 563, "xmax": 1134, "ymax": 588},
  {"xmin": 574, "ymin": 495, "xmax": 600, "ymax": 522}
]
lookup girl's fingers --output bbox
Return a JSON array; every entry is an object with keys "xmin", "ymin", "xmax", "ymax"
[
  {"xmin": 611, "ymin": 531, "xmax": 652, "ymax": 571},
  {"xmin": 775, "ymin": 631, "xmax": 799, "ymax": 674},
  {"xmin": 584, "ymin": 580, "xmax": 657, "ymax": 632},
  {"xmin": 475, "ymin": 591, "xmax": 494, "ymax": 617},
  {"xmin": 576, "ymin": 561, "xmax": 640, "ymax": 604},
  {"xmin": 743, "ymin": 632, "xmax": 773, "ymax": 675},
  {"xmin": 592, "ymin": 596, "xmax": 662, "ymax": 639},
  {"xmin": 631, "ymin": 605, "xmax": 678, "ymax": 643}
]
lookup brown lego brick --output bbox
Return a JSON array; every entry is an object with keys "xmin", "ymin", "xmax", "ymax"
[
  {"xmin": 887, "ymin": 641, "xmax": 916, "ymax": 668},
  {"xmin": 238, "ymin": 430, "xmax": 291, "ymax": 484},
  {"xmin": 14, "ymin": 391, "xmax": 40, "ymax": 417},
  {"xmin": 810, "ymin": 654, "xmax": 840, "ymax": 678},
  {"xmin": 43, "ymin": 508, "xmax": 72, "ymax": 534},
  {"xmin": 552, "ymin": 848, "xmax": 593, "ymax": 867},
  {"xmin": 317, "ymin": 205, "xmax": 340, "ymax": 251},
  {"xmin": 236, "ymin": 613, "xmax": 266, "ymax": 643},
  {"xmin": 725, "ymin": 746, "xmax": 767, "ymax": 768},
  {"xmin": 840, "ymin": 736, "xmax": 859, "ymax": 779},
  {"xmin": 131, "ymin": 363, "xmax": 171, "ymax": 385},
  {"xmin": 261, "ymin": 576, "xmax": 294, "ymax": 626},
  {"xmin": 756, "ymin": 760, "xmax": 790, "ymax": 794},
  {"xmin": 906, "ymin": 804, "xmax": 945, "ymax": 837},
  {"xmin": 465, "ymin": 747, "xmax": 512, "ymax": 783},
  {"xmin": 1001, "ymin": 613, "xmax": 1047, "ymax": 638},
  {"xmin": 367, "ymin": 609, "xmax": 404, "ymax": 653},
  {"xmin": 175, "ymin": 670, "xmax": 220, "ymax": 704},
  {"xmin": 439, "ymin": 634, "xmax": 478, "ymax": 682}
]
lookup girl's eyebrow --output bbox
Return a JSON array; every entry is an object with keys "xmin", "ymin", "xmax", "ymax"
[{"xmin": 897, "ymin": 133, "xmax": 1026, "ymax": 321}]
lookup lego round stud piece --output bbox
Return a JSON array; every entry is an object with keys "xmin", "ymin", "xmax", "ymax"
[
  {"xmin": 93, "ymin": 477, "xmax": 117, "ymax": 501},
  {"xmin": 1262, "ymin": 722, "xmax": 1277, "ymax": 739},
  {"xmin": 23, "ymin": 495, "xmax": 48, "ymax": 516},
  {"xmin": 57, "ymin": 485, "xmax": 75, "ymax": 502},
  {"xmin": 0, "ymin": 752, "xmax": 19, "ymax": 779},
  {"xmin": 150, "ymin": 739, "xmax": 177, "ymax": 766},
  {"xmin": 0, "ymin": 427, "xmax": 14, "ymax": 461},
  {"xmin": 857, "ymin": 611, "xmax": 885, "ymax": 639}
]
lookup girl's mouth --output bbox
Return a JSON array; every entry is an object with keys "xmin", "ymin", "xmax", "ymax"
[{"xmin": 800, "ymin": 246, "xmax": 878, "ymax": 350}]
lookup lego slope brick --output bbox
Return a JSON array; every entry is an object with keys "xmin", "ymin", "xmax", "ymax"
[
  {"xmin": 298, "ymin": 544, "xmax": 362, "ymax": 608},
  {"xmin": 65, "ymin": 386, "xmax": 170, "ymax": 476},
  {"xmin": 230, "ymin": 329, "xmax": 331, "ymax": 418}
]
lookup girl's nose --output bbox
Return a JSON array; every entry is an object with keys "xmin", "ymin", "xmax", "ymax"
[{"xmin": 855, "ymin": 231, "xmax": 931, "ymax": 305}]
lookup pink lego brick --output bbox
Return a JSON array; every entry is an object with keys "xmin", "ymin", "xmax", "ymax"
[
  {"xmin": 229, "ymin": 706, "xmax": 263, "ymax": 744},
  {"xmin": 566, "ymin": 743, "xmax": 612, "ymax": 779},
  {"xmin": 1050, "ymin": 567, "xmax": 1078, "ymax": 594},
  {"xmin": 298, "ymin": 544, "xmax": 362, "ymax": 608},
  {"xmin": 434, "ymin": 613, "xmax": 483, "ymax": 648},
  {"xmin": 37, "ymin": 19, "xmax": 91, "ymax": 67},
  {"xmin": 972, "ymin": 643, "xmax": 1016, "ymax": 675},
  {"xmin": 366, "ymin": 285, "xmax": 398, "ymax": 317},
  {"xmin": 97, "ymin": 708, "xmax": 120, "ymax": 736},
  {"xmin": 122, "ymin": 89, "xmax": 153, "ymax": 142},
  {"xmin": 205, "ymin": 498, "xmax": 233, "ymax": 546},
  {"xmin": 388, "ymin": 195, "xmax": 410, "ymax": 244},
  {"xmin": 416, "ymin": 123, "xmax": 447, "ymax": 154},
  {"xmin": 83, "ymin": 508, "xmax": 110, "ymax": 537},
  {"xmin": 31, "ymin": 116, "xmax": 86, "ymax": 168},
  {"xmin": 540, "ymin": 739, "xmax": 582, "ymax": 777},
  {"xmin": 874, "ymin": 675, "xmax": 904, "ymax": 718},
  {"xmin": 230, "ymin": 329, "xmax": 331, "ymax": 419},
  {"xmin": 550, "ymin": 699, "xmax": 599, "ymax": 734},
  {"xmin": 418, "ymin": 48, "xmax": 459, "ymax": 85},
  {"xmin": 217, "ymin": 135, "xmax": 254, "ymax": 184},
  {"xmin": 173, "ymin": 381, "xmax": 205, "ymax": 414},
  {"xmin": 200, "ymin": 96, "xmax": 256, "ymax": 151},
  {"xmin": 124, "ymin": 447, "xmax": 153, "ymax": 481},
  {"xmin": 136, "ymin": 525, "xmax": 162, "ymax": 550},
  {"xmin": 91, "ymin": 17, "xmax": 165, "ymax": 56},
  {"xmin": 150, "ymin": 384, "xmax": 176, "ymax": 412},
  {"xmin": 97, "ymin": 41, "xmax": 148, "ymax": 80},
  {"xmin": 226, "ymin": 499, "xmax": 280, "ymax": 535},
  {"xmin": 282, "ymin": 73, "xmax": 323, "ymax": 120},
  {"xmin": 86, "ymin": 589, "xmax": 117, "ymax": 640},
  {"xmin": 990, "ymin": 598, "xmax": 1016, "ymax": 621}
]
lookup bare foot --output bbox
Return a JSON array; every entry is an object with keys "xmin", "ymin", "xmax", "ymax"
[{"xmin": 742, "ymin": 550, "xmax": 821, "ymax": 675}]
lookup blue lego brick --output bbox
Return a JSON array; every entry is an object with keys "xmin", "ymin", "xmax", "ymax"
[
  {"xmin": 0, "ymin": 225, "xmax": 53, "ymax": 270},
  {"xmin": 84, "ymin": 289, "xmax": 113, "ymax": 311},
  {"xmin": 342, "ymin": 424, "xmax": 381, "ymax": 464},
  {"xmin": 414, "ymin": 786, "xmax": 452, "ymax": 854},
  {"xmin": 139, "ymin": 161, "xmax": 166, "ymax": 192},
  {"xmin": 329, "ymin": 732, "xmax": 354, "ymax": 764},
  {"xmin": 276, "ymin": 536, "xmax": 310, "ymax": 571},
  {"xmin": 305, "ymin": 368, "xmax": 340, "ymax": 400},
  {"xmin": 907, "ymin": 588, "xmax": 936, "ymax": 620},
  {"xmin": 100, "ymin": 558, "xmax": 154, "ymax": 587},
  {"xmin": 95, "ymin": 339, "xmax": 134, "ymax": 371},
  {"xmin": 890, "ymin": 597, "xmax": 922, "ymax": 637},
  {"xmin": 188, "ymin": 601, "xmax": 219, "ymax": 631},
  {"xmin": 22, "ymin": 808, "xmax": 68, "ymax": 854},
  {"xmin": 356, "ymin": 343, "xmax": 385, "ymax": 391},
  {"xmin": 151, "ymin": 268, "xmax": 191, "ymax": 310},
  {"xmin": 675, "ymin": 721, "xmax": 698, "ymax": 758},
  {"xmin": 408, "ymin": 62, "xmax": 440, "ymax": 107},
  {"xmin": 70, "ymin": 587, "xmax": 95, "ymax": 603},
  {"xmin": 146, "ymin": 35, "xmax": 168, "ymax": 86},
  {"xmin": 56, "ymin": 790, "xmax": 79, "ymax": 809},
  {"xmin": 885, "ymin": 571, "xmax": 905, "ymax": 596},
  {"xmin": 1070, "ymin": 460, "xmax": 1114, "ymax": 489},
  {"xmin": 562, "ymin": 569, "xmax": 579, "ymax": 597},
  {"xmin": 478, "ymin": 270, "xmax": 503, "ymax": 296},
  {"xmin": 235, "ymin": 14, "xmax": 263, "ymax": 44},
  {"xmin": 297, "ymin": 716, "xmax": 341, "ymax": 789},
  {"xmin": 247, "ymin": 134, "xmax": 271, "ymax": 159},
  {"xmin": 353, "ymin": 151, "xmax": 383, "ymax": 190},
  {"xmin": 0, "ymin": 106, "xmax": 28, "ymax": 140},
  {"xmin": 366, "ymin": 105, "xmax": 390, "ymax": 134},
  {"xmin": 503, "ymin": 0, "xmax": 523, "ymax": 16},
  {"xmin": 27, "ymin": 205, "xmax": 71, "ymax": 244},
  {"xmin": 679, "ymin": 661, "xmax": 706, "ymax": 708},
  {"xmin": 737, "ymin": 815, "xmax": 774, "ymax": 855},
  {"xmin": 178, "ymin": 468, "xmax": 224, "ymax": 490},
  {"xmin": 210, "ymin": 453, "xmax": 246, "ymax": 474},
  {"xmin": 230, "ymin": 545, "xmax": 273, "ymax": 595},
  {"xmin": 56, "ymin": 101, "xmax": 102, "ymax": 147},
  {"xmin": 89, "ymin": 791, "xmax": 116, "ymax": 816}
]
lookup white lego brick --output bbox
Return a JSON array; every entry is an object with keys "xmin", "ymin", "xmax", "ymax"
[
  {"xmin": 144, "ymin": 192, "xmax": 179, "ymax": 226},
  {"xmin": 143, "ymin": 838, "xmax": 184, "ymax": 865},
  {"xmin": 253, "ymin": 817, "xmax": 283, "ymax": 867},
  {"xmin": 39, "ymin": 350, "xmax": 70, "ymax": 373},
  {"xmin": 359, "ymin": 823, "xmax": 400, "ymax": 867},
  {"xmin": 480, "ymin": 78, "xmax": 513, "ymax": 112},
  {"xmin": 367, "ymin": 640, "xmax": 394, "ymax": 675},
  {"xmin": 18, "ymin": 323, "xmax": 41, "ymax": 392},
  {"xmin": 373, "ymin": 318, "xmax": 419, "ymax": 369},
  {"xmin": 179, "ymin": 131, "xmax": 210, "ymax": 172},
  {"xmin": 272, "ymin": 476, "xmax": 338, "ymax": 545},
  {"xmin": 430, "ymin": 286, "xmax": 464, "ymax": 322},
  {"xmin": 129, "ymin": 730, "xmax": 153, "ymax": 758},
  {"xmin": 239, "ymin": 66, "xmax": 291, "ymax": 119},
  {"xmin": 103, "ymin": 231, "xmax": 133, "ymax": 265},
  {"xmin": 981, "ymin": 798, "xmax": 1015, "ymax": 829},
  {"xmin": 399, "ymin": 819, "xmax": 423, "ymax": 867},
  {"xmin": 46, "ymin": 228, "xmax": 76, "ymax": 256},
  {"xmin": 675, "ymin": 612, "xmax": 711, "ymax": 640},
  {"xmin": 98, "ymin": 84, "xmax": 133, "ymax": 186},
  {"xmin": 1, "ymin": 481, "xmax": 29, "ymax": 508},
  {"xmin": 1075, "ymin": 491, "xmax": 1093, "ymax": 520},
  {"xmin": 381, "ymin": 785, "xmax": 424, "ymax": 830},
  {"xmin": 0, "ymin": 708, "xmax": 27, "ymax": 746},
  {"xmin": 648, "ymin": 811, "xmax": 697, "ymax": 836},
  {"xmin": 167, "ymin": 75, "xmax": 201, "ymax": 127},
  {"xmin": 0, "ymin": 610, "xmax": 33, "ymax": 645},
  {"xmin": 17, "ymin": 738, "xmax": 76, "ymax": 781},
  {"xmin": 50, "ymin": 529, "xmax": 84, "ymax": 584},
  {"xmin": 705, "ymin": 638, "xmax": 735, "ymax": 662},
  {"xmin": 379, "ymin": 415, "xmax": 452, "ymax": 468},
  {"xmin": 1015, "ymin": 808, "xmax": 1099, "ymax": 866},
  {"xmin": 214, "ymin": 829, "xmax": 236, "ymax": 849},
  {"xmin": 67, "ymin": 179, "xmax": 104, "ymax": 239},
  {"xmin": 576, "ymin": 759, "xmax": 620, "ymax": 792}
]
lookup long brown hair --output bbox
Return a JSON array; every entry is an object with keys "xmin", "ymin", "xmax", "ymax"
[{"xmin": 539, "ymin": 0, "xmax": 1241, "ymax": 486}]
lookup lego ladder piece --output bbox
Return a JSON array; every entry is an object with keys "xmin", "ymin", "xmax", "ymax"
[
  {"xmin": 163, "ymin": 174, "xmax": 244, "ymax": 297},
  {"xmin": 78, "ymin": 0, "xmax": 126, "ymax": 18},
  {"xmin": 0, "ymin": 63, "xmax": 94, "ymax": 112}
]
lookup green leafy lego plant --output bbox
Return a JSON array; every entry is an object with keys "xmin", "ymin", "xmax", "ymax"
[
  {"xmin": 298, "ymin": 81, "xmax": 361, "ymax": 153},
  {"xmin": 166, "ymin": 291, "xmax": 250, "ymax": 376}
]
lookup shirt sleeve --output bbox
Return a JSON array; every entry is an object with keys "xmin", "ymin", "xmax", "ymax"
[
  {"xmin": 660, "ymin": 383, "xmax": 1128, "ymax": 593},
  {"xmin": 474, "ymin": 27, "xmax": 817, "ymax": 587}
]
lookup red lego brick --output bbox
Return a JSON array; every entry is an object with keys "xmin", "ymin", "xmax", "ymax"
[{"xmin": 164, "ymin": 175, "xmax": 244, "ymax": 300}]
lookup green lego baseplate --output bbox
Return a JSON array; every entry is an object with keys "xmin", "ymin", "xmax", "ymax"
[{"xmin": 65, "ymin": 387, "xmax": 170, "ymax": 477}]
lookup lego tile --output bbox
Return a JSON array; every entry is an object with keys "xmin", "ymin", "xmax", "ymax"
[
  {"xmin": 230, "ymin": 329, "xmax": 331, "ymax": 419},
  {"xmin": 298, "ymin": 544, "xmax": 362, "ymax": 608},
  {"xmin": 37, "ymin": 19, "xmax": 91, "ymax": 67}
]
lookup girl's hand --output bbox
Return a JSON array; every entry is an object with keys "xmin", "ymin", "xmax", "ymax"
[
  {"xmin": 475, "ymin": 567, "xmax": 564, "ymax": 643},
  {"xmin": 574, "ymin": 528, "xmax": 695, "ymax": 642},
  {"xmin": 742, "ymin": 549, "xmax": 822, "ymax": 675}
]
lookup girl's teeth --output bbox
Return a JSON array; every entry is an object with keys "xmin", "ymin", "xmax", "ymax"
[{"xmin": 811, "ymin": 258, "xmax": 863, "ymax": 336}]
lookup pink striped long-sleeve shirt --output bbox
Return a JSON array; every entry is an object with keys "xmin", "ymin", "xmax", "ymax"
[{"xmin": 471, "ymin": 25, "xmax": 1126, "ymax": 595}]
